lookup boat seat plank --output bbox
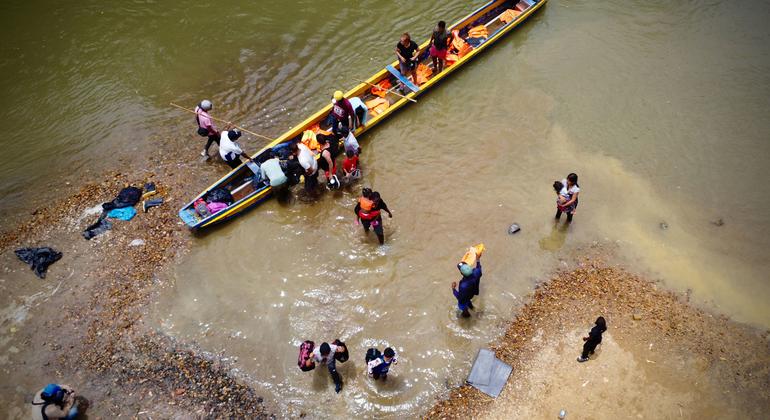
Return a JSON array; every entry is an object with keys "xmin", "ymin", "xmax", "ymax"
[{"xmin": 385, "ymin": 65, "xmax": 420, "ymax": 93}]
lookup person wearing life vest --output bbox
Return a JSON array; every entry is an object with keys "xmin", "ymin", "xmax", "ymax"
[
  {"xmin": 366, "ymin": 347, "xmax": 398, "ymax": 380},
  {"xmin": 354, "ymin": 189, "xmax": 392, "ymax": 245},
  {"xmin": 328, "ymin": 91, "xmax": 359, "ymax": 136},
  {"xmin": 452, "ymin": 255, "xmax": 483, "ymax": 318},
  {"xmin": 30, "ymin": 383, "xmax": 80, "ymax": 420},
  {"xmin": 195, "ymin": 99, "xmax": 220, "ymax": 159}
]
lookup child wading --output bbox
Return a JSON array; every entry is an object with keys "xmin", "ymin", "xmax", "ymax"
[
  {"xmin": 577, "ymin": 316, "xmax": 607, "ymax": 362},
  {"xmin": 365, "ymin": 347, "xmax": 398, "ymax": 380}
]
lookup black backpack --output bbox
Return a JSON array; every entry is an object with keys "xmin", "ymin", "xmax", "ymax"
[
  {"xmin": 333, "ymin": 339, "xmax": 349, "ymax": 363},
  {"xmin": 365, "ymin": 348, "xmax": 382, "ymax": 364}
]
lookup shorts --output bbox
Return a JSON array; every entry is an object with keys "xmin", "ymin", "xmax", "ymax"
[
  {"xmin": 361, "ymin": 216, "xmax": 383, "ymax": 236},
  {"xmin": 430, "ymin": 45, "xmax": 447, "ymax": 59},
  {"xmin": 399, "ymin": 59, "xmax": 416, "ymax": 73},
  {"xmin": 225, "ymin": 157, "xmax": 242, "ymax": 169}
]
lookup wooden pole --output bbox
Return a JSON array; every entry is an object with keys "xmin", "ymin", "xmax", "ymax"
[
  {"xmin": 355, "ymin": 79, "xmax": 417, "ymax": 103},
  {"xmin": 170, "ymin": 102, "xmax": 276, "ymax": 142}
]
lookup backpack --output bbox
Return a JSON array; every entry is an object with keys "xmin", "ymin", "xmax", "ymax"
[
  {"xmin": 298, "ymin": 340, "xmax": 315, "ymax": 371},
  {"xmin": 332, "ymin": 339, "xmax": 349, "ymax": 363},
  {"xmin": 365, "ymin": 348, "xmax": 382, "ymax": 364}
]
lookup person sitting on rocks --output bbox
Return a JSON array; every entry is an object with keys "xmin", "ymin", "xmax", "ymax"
[{"xmin": 31, "ymin": 383, "xmax": 83, "ymax": 420}]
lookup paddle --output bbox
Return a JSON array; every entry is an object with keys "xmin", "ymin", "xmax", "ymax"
[
  {"xmin": 170, "ymin": 102, "xmax": 276, "ymax": 142},
  {"xmin": 355, "ymin": 79, "xmax": 417, "ymax": 103}
]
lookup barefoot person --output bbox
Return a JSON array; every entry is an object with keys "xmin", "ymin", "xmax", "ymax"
[
  {"xmin": 355, "ymin": 189, "xmax": 392, "ymax": 245},
  {"xmin": 555, "ymin": 173, "xmax": 580, "ymax": 222},
  {"xmin": 577, "ymin": 316, "xmax": 607, "ymax": 362},
  {"xmin": 395, "ymin": 33, "xmax": 420, "ymax": 85},
  {"xmin": 366, "ymin": 347, "xmax": 398, "ymax": 380},
  {"xmin": 452, "ymin": 253, "xmax": 483, "ymax": 318},
  {"xmin": 429, "ymin": 21, "xmax": 451, "ymax": 73},
  {"xmin": 312, "ymin": 341, "xmax": 347, "ymax": 393},
  {"xmin": 195, "ymin": 100, "xmax": 220, "ymax": 159}
]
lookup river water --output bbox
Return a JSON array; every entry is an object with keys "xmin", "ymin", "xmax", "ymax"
[{"xmin": 3, "ymin": 0, "xmax": 770, "ymax": 417}]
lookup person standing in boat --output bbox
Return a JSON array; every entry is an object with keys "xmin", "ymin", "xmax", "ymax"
[
  {"xmin": 555, "ymin": 173, "xmax": 580, "ymax": 223},
  {"xmin": 429, "ymin": 21, "xmax": 452, "ymax": 73},
  {"xmin": 218, "ymin": 129, "xmax": 252, "ymax": 169},
  {"xmin": 395, "ymin": 33, "xmax": 420, "ymax": 86},
  {"xmin": 329, "ymin": 91, "xmax": 358, "ymax": 136},
  {"xmin": 195, "ymin": 100, "xmax": 220, "ymax": 159}
]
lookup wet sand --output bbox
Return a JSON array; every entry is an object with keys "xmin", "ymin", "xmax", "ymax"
[{"xmin": 426, "ymin": 255, "xmax": 770, "ymax": 419}]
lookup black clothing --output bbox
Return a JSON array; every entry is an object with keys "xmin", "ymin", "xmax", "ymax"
[
  {"xmin": 318, "ymin": 150, "xmax": 332, "ymax": 172},
  {"xmin": 581, "ymin": 324, "xmax": 606, "ymax": 359},
  {"xmin": 396, "ymin": 40, "xmax": 419, "ymax": 61},
  {"xmin": 432, "ymin": 30, "xmax": 449, "ymax": 50},
  {"xmin": 205, "ymin": 134, "xmax": 220, "ymax": 153},
  {"xmin": 225, "ymin": 156, "xmax": 242, "ymax": 169},
  {"xmin": 14, "ymin": 247, "xmax": 62, "ymax": 278}
]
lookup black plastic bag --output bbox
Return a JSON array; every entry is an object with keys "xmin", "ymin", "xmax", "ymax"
[
  {"xmin": 206, "ymin": 188, "xmax": 233, "ymax": 204},
  {"xmin": 102, "ymin": 186, "xmax": 143, "ymax": 211},
  {"xmin": 15, "ymin": 247, "xmax": 63, "ymax": 278}
]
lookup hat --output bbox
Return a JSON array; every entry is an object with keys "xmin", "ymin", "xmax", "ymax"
[
  {"xmin": 458, "ymin": 263, "xmax": 473, "ymax": 277},
  {"xmin": 200, "ymin": 100, "xmax": 212, "ymax": 111},
  {"xmin": 333, "ymin": 90, "xmax": 343, "ymax": 101},
  {"xmin": 228, "ymin": 129, "xmax": 242, "ymax": 140}
]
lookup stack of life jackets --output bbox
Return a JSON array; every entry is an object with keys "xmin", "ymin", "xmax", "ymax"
[
  {"xmin": 370, "ymin": 79, "xmax": 392, "ymax": 98},
  {"xmin": 415, "ymin": 64, "xmax": 434, "ymax": 86},
  {"xmin": 446, "ymin": 29, "xmax": 472, "ymax": 66},
  {"xmin": 365, "ymin": 97, "xmax": 390, "ymax": 116},
  {"xmin": 499, "ymin": 8, "xmax": 522, "ymax": 24},
  {"xmin": 357, "ymin": 196, "xmax": 381, "ymax": 221}
]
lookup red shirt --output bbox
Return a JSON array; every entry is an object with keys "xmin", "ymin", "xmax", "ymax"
[
  {"xmin": 343, "ymin": 155, "xmax": 359, "ymax": 173},
  {"xmin": 331, "ymin": 98, "xmax": 354, "ymax": 121}
]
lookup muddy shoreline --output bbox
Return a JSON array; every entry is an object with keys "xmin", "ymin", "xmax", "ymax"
[
  {"xmin": 1, "ymin": 141, "xmax": 768, "ymax": 418},
  {"xmin": 426, "ymin": 256, "xmax": 770, "ymax": 419}
]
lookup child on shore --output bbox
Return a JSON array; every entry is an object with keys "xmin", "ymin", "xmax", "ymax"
[{"xmin": 577, "ymin": 316, "xmax": 607, "ymax": 362}]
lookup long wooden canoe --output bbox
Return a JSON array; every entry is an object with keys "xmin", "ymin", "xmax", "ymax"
[{"xmin": 179, "ymin": 0, "xmax": 547, "ymax": 230}]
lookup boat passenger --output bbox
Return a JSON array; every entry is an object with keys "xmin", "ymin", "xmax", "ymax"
[
  {"xmin": 341, "ymin": 126, "xmax": 361, "ymax": 156},
  {"xmin": 395, "ymin": 33, "xmax": 420, "ymax": 86},
  {"xmin": 329, "ymin": 91, "xmax": 359, "ymax": 136},
  {"xmin": 312, "ymin": 341, "xmax": 347, "ymax": 393},
  {"xmin": 195, "ymin": 100, "xmax": 220, "ymax": 159},
  {"xmin": 366, "ymin": 347, "xmax": 398, "ymax": 380},
  {"xmin": 347, "ymin": 96, "xmax": 369, "ymax": 128},
  {"xmin": 342, "ymin": 150, "xmax": 360, "ymax": 183},
  {"xmin": 292, "ymin": 140, "xmax": 319, "ymax": 193},
  {"xmin": 219, "ymin": 129, "xmax": 252, "ymax": 169},
  {"xmin": 316, "ymin": 135, "xmax": 339, "ymax": 188},
  {"xmin": 429, "ymin": 21, "xmax": 452, "ymax": 73},
  {"xmin": 452, "ymin": 255, "xmax": 483, "ymax": 318},
  {"xmin": 259, "ymin": 156, "xmax": 288, "ymax": 188}
]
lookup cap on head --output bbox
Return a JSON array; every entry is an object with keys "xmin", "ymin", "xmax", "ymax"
[
  {"xmin": 459, "ymin": 263, "xmax": 473, "ymax": 277},
  {"xmin": 333, "ymin": 91, "xmax": 344, "ymax": 101},
  {"xmin": 320, "ymin": 342, "xmax": 331, "ymax": 355},
  {"xmin": 228, "ymin": 129, "xmax": 242, "ymax": 140},
  {"xmin": 384, "ymin": 347, "xmax": 395, "ymax": 358},
  {"xmin": 200, "ymin": 100, "xmax": 213, "ymax": 111}
]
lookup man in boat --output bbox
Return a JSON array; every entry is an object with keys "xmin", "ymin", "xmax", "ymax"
[
  {"xmin": 291, "ymin": 140, "xmax": 319, "ymax": 193},
  {"xmin": 395, "ymin": 33, "xmax": 420, "ymax": 86},
  {"xmin": 328, "ymin": 91, "xmax": 358, "ymax": 136},
  {"xmin": 429, "ymin": 21, "xmax": 452, "ymax": 73},
  {"xmin": 218, "ymin": 129, "xmax": 252, "ymax": 169},
  {"xmin": 195, "ymin": 100, "xmax": 220, "ymax": 159}
]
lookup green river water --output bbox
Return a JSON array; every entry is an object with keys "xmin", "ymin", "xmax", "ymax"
[{"xmin": 2, "ymin": 0, "xmax": 770, "ymax": 417}]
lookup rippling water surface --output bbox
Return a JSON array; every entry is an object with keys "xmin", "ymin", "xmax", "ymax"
[{"xmin": 3, "ymin": 0, "xmax": 770, "ymax": 417}]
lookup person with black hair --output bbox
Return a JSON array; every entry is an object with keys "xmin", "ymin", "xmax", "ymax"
[
  {"xmin": 556, "ymin": 173, "xmax": 580, "ymax": 222},
  {"xmin": 429, "ymin": 21, "xmax": 452, "ymax": 73},
  {"xmin": 577, "ymin": 316, "xmax": 607, "ymax": 362},
  {"xmin": 355, "ymin": 190, "xmax": 393, "ymax": 245},
  {"xmin": 218, "ymin": 128, "xmax": 252, "ymax": 169},
  {"xmin": 311, "ymin": 341, "xmax": 347, "ymax": 393},
  {"xmin": 366, "ymin": 347, "xmax": 399, "ymax": 380},
  {"xmin": 30, "ymin": 383, "xmax": 79, "ymax": 420}
]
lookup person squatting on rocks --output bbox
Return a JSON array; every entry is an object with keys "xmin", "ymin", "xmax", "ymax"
[
  {"xmin": 452, "ymin": 248, "xmax": 483, "ymax": 318},
  {"xmin": 365, "ymin": 347, "xmax": 398, "ymax": 380},
  {"xmin": 555, "ymin": 172, "xmax": 580, "ymax": 222},
  {"xmin": 195, "ymin": 99, "xmax": 220, "ymax": 159},
  {"xmin": 577, "ymin": 316, "xmax": 607, "ymax": 362},
  {"xmin": 30, "ymin": 383, "xmax": 83, "ymax": 420}
]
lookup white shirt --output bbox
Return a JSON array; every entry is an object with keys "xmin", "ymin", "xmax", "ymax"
[
  {"xmin": 366, "ymin": 351, "xmax": 398, "ymax": 374},
  {"xmin": 219, "ymin": 131, "xmax": 244, "ymax": 161},
  {"xmin": 344, "ymin": 131, "xmax": 360, "ymax": 154},
  {"xmin": 561, "ymin": 178, "xmax": 580, "ymax": 197},
  {"xmin": 297, "ymin": 143, "xmax": 318, "ymax": 173},
  {"xmin": 312, "ymin": 344, "xmax": 338, "ymax": 365},
  {"xmin": 348, "ymin": 96, "xmax": 368, "ymax": 125}
]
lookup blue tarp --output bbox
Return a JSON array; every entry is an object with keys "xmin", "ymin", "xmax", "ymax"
[{"xmin": 107, "ymin": 206, "xmax": 137, "ymax": 221}]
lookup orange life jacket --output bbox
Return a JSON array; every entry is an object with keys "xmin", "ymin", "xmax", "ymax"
[
  {"xmin": 370, "ymin": 79, "xmax": 392, "ymax": 97},
  {"xmin": 301, "ymin": 130, "xmax": 321, "ymax": 151},
  {"xmin": 365, "ymin": 97, "xmax": 390, "ymax": 116},
  {"xmin": 499, "ymin": 9, "xmax": 521, "ymax": 24},
  {"xmin": 416, "ymin": 64, "xmax": 433, "ymax": 86},
  {"xmin": 358, "ymin": 196, "xmax": 381, "ymax": 220},
  {"xmin": 451, "ymin": 30, "xmax": 472, "ymax": 58},
  {"xmin": 467, "ymin": 25, "xmax": 489, "ymax": 39}
]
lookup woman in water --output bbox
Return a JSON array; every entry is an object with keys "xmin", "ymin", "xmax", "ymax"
[{"xmin": 555, "ymin": 173, "xmax": 580, "ymax": 222}]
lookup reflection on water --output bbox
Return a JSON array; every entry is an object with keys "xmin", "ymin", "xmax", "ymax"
[{"xmin": 539, "ymin": 222, "xmax": 569, "ymax": 251}]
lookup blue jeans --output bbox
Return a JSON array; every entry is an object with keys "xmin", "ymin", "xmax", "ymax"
[{"xmin": 65, "ymin": 406, "xmax": 79, "ymax": 420}]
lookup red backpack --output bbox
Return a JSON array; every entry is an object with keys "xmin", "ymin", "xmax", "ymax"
[{"xmin": 298, "ymin": 340, "xmax": 315, "ymax": 371}]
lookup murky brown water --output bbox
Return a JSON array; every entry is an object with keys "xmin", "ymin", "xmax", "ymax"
[{"xmin": 3, "ymin": 0, "xmax": 770, "ymax": 417}]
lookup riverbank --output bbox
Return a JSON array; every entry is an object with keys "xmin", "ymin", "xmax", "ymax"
[
  {"xmin": 0, "ymin": 134, "xmax": 272, "ymax": 417},
  {"xmin": 426, "ymin": 256, "xmax": 770, "ymax": 419}
]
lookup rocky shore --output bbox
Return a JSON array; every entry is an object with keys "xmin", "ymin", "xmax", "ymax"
[{"xmin": 426, "ymin": 257, "xmax": 770, "ymax": 419}]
